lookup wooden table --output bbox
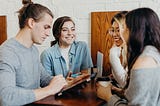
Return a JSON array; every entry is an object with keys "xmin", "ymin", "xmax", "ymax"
[{"xmin": 32, "ymin": 80, "xmax": 106, "ymax": 106}]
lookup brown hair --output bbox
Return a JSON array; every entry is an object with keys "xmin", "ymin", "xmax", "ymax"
[
  {"xmin": 17, "ymin": 0, "xmax": 53, "ymax": 29},
  {"xmin": 51, "ymin": 16, "xmax": 75, "ymax": 46},
  {"xmin": 124, "ymin": 8, "xmax": 160, "ymax": 89}
]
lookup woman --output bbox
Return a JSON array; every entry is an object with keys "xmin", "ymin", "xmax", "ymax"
[
  {"xmin": 97, "ymin": 7, "xmax": 160, "ymax": 106},
  {"xmin": 41, "ymin": 16, "xmax": 93, "ymax": 78},
  {"xmin": 109, "ymin": 11, "xmax": 128, "ymax": 88}
]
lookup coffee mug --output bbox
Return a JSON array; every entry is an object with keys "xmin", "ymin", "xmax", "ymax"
[{"xmin": 96, "ymin": 77, "xmax": 111, "ymax": 87}]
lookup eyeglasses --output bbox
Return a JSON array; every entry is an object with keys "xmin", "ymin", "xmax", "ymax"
[{"xmin": 107, "ymin": 27, "xmax": 120, "ymax": 35}]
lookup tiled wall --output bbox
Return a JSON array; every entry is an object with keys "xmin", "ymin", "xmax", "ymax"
[{"xmin": 0, "ymin": 0, "xmax": 160, "ymax": 54}]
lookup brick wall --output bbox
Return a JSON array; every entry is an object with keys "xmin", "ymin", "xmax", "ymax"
[{"xmin": 0, "ymin": 0, "xmax": 160, "ymax": 54}]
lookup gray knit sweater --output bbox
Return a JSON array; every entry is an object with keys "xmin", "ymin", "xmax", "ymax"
[
  {"xmin": 0, "ymin": 38, "xmax": 52, "ymax": 106},
  {"xmin": 108, "ymin": 45, "xmax": 160, "ymax": 106}
]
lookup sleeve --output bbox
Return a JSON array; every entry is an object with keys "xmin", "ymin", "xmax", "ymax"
[
  {"xmin": 40, "ymin": 50, "xmax": 53, "ymax": 76},
  {"xmin": 109, "ymin": 46, "xmax": 127, "ymax": 88},
  {"xmin": 39, "ymin": 62, "xmax": 53, "ymax": 87},
  {"xmin": 0, "ymin": 50, "xmax": 35, "ymax": 106},
  {"xmin": 108, "ymin": 70, "xmax": 149, "ymax": 106},
  {"xmin": 108, "ymin": 95, "xmax": 128, "ymax": 106},
  {"xmin": 81, "ymin": 42, "xmax": 93, "ymax": 70},
  {"xmin": 124, "ymin": 70, "xmax": 150, "ymax": 105}
]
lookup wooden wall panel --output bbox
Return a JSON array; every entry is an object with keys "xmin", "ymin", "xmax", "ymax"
[
  {"xmin": 91, "ymin": 11, "xmax": 119, "ymax": 75},
  {"xmin": 0, "ymin": 16, "xmax": 7, "ymax": 45}
]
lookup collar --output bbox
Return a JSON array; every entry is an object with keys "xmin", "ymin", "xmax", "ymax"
[{"xmin": 54, "ymin": 41, "xmax": 77, "ymax": 58}]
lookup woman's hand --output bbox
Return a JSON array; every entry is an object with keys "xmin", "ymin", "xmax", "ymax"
[
  {"xmin": 96, "ymin": 82, "xmax": 112, "ymax": 101},
  {"xmin": 111, "ymin": 85, "xmax": 123, "ymax": 92},
  {"xmin": 111, "ymin": 85, "xmax": 125, "ymax": 98}
]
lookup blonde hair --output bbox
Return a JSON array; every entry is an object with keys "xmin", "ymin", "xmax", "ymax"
[{"xmin": 112, "ymin": 11, "xmax": 128, "ymax": 69}]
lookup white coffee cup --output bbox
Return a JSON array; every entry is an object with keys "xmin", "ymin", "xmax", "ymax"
[{"xmin": 98, "ymin": 81, "xmax": 110, "ymax": 87}]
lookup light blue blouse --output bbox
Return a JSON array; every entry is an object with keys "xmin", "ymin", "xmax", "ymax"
[{"xmin": 40, "ymin": 41, "xmax": 93, "ymax": 77}]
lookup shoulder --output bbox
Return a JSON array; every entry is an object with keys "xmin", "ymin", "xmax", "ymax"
[
  {"xmin": 0, "ymin": 39, "xmax": 17, "ymax": 56},
  {"xmin": 41, "ymin": 47, "xmax": 55, "ymax": 56},
  {"xmin": 74, "ymin": 41, "xmax": 87, "ymax": 46},
  {"xmin": 132, "ymin": 56, "xmax": 158, "ymax": 70},
  {"xmin": 0, "ymin": 44, "xmax": 19, "ymax": 65},
  {"xmin": 0, "ymin": 46, "xmax": 15, "ymax": 58},
  {"xmin": 110, "ymin": 46, "xmax": 121, "ymax": 53},
  {"xmin": 73, "ymin": 41, "xmax": 88, "ymax": 49}
]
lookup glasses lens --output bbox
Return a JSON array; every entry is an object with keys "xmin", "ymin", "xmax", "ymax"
[
  {"xmin": 108, "ymin": 27, "xmax": 120, "ymax": 35},
  {"xmin": 108, "ymin": 28, "xmax": 114, "ymax": 35}
]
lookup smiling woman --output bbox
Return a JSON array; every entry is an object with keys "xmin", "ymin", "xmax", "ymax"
[
  {"xmin": 91, "ymin": 11, "xmax": 119, "ymax": 76},
  {"xmin": 96, "ymin": 7, "xmax": 160, "ymax": 106},
  {"xmin": 40, "ymin": 16, "xmax": 93, "ymax": 78}
]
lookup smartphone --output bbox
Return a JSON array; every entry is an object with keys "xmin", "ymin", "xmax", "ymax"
[{"xmin": 71, "ymin": 73, "xmax": 81, "ymax": 78}]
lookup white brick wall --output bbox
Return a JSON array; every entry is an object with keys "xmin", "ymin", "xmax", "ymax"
[{"xmin": 0, "ymin": 0, "xmax": 160, "ymax": 54}]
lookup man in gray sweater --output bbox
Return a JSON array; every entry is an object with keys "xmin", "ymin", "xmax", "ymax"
[{"xmin": 0, "ymin": 0, "xmax": 67, "ymax": 106}]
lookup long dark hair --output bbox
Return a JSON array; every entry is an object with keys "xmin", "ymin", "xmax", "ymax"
[
  {"xmin": 51, "ymin": 16, "xmax": 75, "ymax": 46},
  {"xmin": 125, "ymin": 7, "xmax": 160, "ymax": 88},
  {"xmin": 17, "ymin": 0, "xmax": 53, "ymax": 29}
]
